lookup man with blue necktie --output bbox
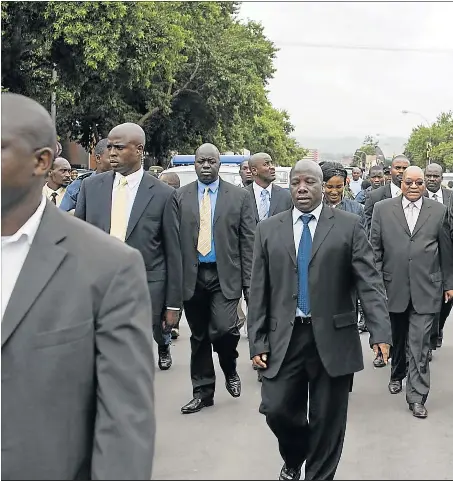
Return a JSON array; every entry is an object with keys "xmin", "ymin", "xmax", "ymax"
[
  {"xmin": 247, "ymin": 160, "xmax": 392, "ymax": 480},
  {"xmin": 176, "ymin": 143, "xmax": 255, "ymax": 414}
]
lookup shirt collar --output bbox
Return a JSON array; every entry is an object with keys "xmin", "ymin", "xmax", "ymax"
[
  {"xmin": 114, "ymin": 167, "xmax": 144, "ymax": 189},
  {"xmin": 402, "ymin": 196, "xmax": 423, "ymax": 209},
  {"xmin": 428, "ymin": 188, "xmax": 442, "ymax": 197},
  {"xmin": 197, "ymin": 178, "xmax": 220, "ymax": 194},
  {"xmin": 253, "ymin": 181, "xmax": 273, "ymax": 197},
  {"xmin": 390, "ymin": 182, "xmax": 401, "ymax": 196},
  {"xmin": 292, "ymin": 202, "xmax": 323, "ymax": 225},
  {"xmin": 2, "ymin": 195, "xmax": 47, "ymax": 246},
  {"xmin": 44, "ymin": 184, "xmax": 65, "ymax": 195}
]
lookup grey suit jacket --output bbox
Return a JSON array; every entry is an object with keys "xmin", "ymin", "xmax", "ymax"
[
  {"xmin": 364, "ymin": 183, "xmax": 392, "ymax": 233},
  {"xmin": 1, "ymin": 203, "xmax": 155, "ymax": 480},
  {"xmin": 75, "ymin": 171, "xmax": 183, "ymax": 317},
  {"xmin": 370, "ymin": 196, "xmax": 453, "ymax": 314},
  {"xmin": 176, "ymin": 179, "xmax": 255, "ymax": 301},
  {"xmin": 245, "ymin": 182, "xmax": 292, "ymax": 224},
  {"xmin": 424, "ymin": 187, "xmax": 452, "ymax": 207},
  {"xmin": 247, "ymin": 207, "xmax": 391, "ymax": 379}
]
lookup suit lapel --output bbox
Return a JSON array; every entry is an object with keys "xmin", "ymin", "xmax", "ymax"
[
  {"xmin": 383, "ymin": 183, "xmax": 392, "ymax": 199},
  {"xmin": 126, "ymin": 173, "xmax": 154, "ymax": 240},
  {"xmin": 309, "ymin": 206, "xmax": 334, "ymax": 264},
  {"xmin": 213, "ymin": 179, "xmax": 227, "ymax": 226},
  {"xmin": 246, "ymin": 184, "xmax": 259, "ymax": 223},
  {"xmin": 392, "ymin": 199, "xmax": 411, "ymax": 237},
  {"xmin": 279, "ymin": 211, "xmax": 296, "ymax": 266},
  {"xmin": 98, "ymin": 171, "xmax": 115, "ymax": 233},
  {"xmin": 186, "ymin": 182, "xmax": 200, "ymax": 248},
  {"xmin": 412, "ymin": 198, "xmax": 431, "ymax": 237},
  {"xmin": 268, "ymin": 185, "xmax": 280, "ymax": 217},
  {"xmin": 442, "ymin": 188, "xmax": 451, "ymax": 206},
  {"xmin": 2, "ymin": 205, "xmax": 68, "ymax": 348}
]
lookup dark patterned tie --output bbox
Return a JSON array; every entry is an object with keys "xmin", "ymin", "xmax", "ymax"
[
  {"xmin": 297, "ymin": 214, "xmax": 314, "ymax": 314},
  {"xmin": 50, "ymin": 192, "xmax": 58, "ymax": 205}
]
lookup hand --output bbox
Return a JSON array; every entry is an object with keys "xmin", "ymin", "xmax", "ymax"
[
  {"xmin": 243, "ymin": 287, "xmax": 250, "ymax": 305},
  {"xmin": 444, "ymin": 290, "xmax": 453, "ymax": 303},
  {"xmin": 162, "ymin": 309, "xmax": 180, "ymax": 333},
  {"xmin": 372, "ymin": 343, "xmax": 390, "ymax": 364},
  {"xmin": 252, "ymin": 353, "xmax": 268, "ymax": 369}
]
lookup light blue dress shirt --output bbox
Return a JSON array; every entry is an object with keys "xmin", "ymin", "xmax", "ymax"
[{"xmin": 197, "ymin": 178, "xmax": 219, "ymax": 263}]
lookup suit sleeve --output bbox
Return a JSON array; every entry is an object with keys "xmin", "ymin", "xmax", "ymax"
[
  {"xmin": 438, "ymin": 209, "xmax": 453, "ymax": 291},
  {"xmin": 92, "ymin": 248, "xmax": 155, "ymax": 480},
  {"xmin": 449, "ymin": 193, "xmax": 453, "ymax": 242},
  {"xmin": 369, "ymin": 202, "xmax": 384, "ymax": 274},
  {"xmin": 247, "ymin": 223, "xmax": 270, "ymax": 358},
  {"xmin": 74, "ymin": 178, "xmax": 87, "ymax": 220},
  {"xmin": 364, "ymin": 190, "xmax": 375, "ymax": 235},
  {"xmin": 162, "ymin": 190, "xmax": 183, "ymax": 309},
  {"xmin": 351, "ymin": 217, "xmax": 392, "ymax": 347},
  {"xmin": 239, "ymin": 190, "xmax": 256, "ymax": 288}
]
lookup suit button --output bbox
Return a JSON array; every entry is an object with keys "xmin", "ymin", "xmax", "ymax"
[
  {"xmin": 292, "ymin": 294, "xmax": 297, "ymax": 299},
  {"xmin": 409, "ymin": 258, "xmax": 412, "ymax": 261}
]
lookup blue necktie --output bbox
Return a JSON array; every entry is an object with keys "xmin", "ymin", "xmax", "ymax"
[
  {"xmin": 297, "ymin": 214, "xmax": 314, "ymax": 315},
  {"xmin": 259, "ymin": 189, "xmax": 270, "ymax": 221}
]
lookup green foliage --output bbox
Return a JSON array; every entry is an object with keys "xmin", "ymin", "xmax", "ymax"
[
  {"xmin": 404, "ymin": 112, "xmax": 453, "ymax": 171},
  {"xmin": 1, "ymin": 1, "xmax": 305, "ymax": 163}
]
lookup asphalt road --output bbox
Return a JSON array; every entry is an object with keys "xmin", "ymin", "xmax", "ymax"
[{"xmin": 152, "ymin": 315, "xmax": 453, "ymax": 480}]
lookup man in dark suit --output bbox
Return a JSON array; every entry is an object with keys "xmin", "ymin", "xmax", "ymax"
[
  {"xmin": 370, "ymin": 166, "xmax": 453, "ymax": 419},
  {"xmin": 364, "ymin": 155, "xmax": 410, "ymax": 232},
  {"xmin": 248, "ymin": 159, "xmax": 391, "ymax": 480},
  {"xmin": 424, "ymin": 163, "xmax": 453, "ymax": 352},
  {"xmin": 75, "ymin": 123, "xmax": 182, "ymax": 370},
  {"xmin": 2, "ymin": 93, "xmax": 155, "ymax": 480},
  {"xmin": 176, "ymin": 143, "xmax": 255, "ymax": 414},
  {"xmin": 239, "ymin": 159, "xmax": 253, "ymax": 187},
  {"xmin": 246, "ymin": 152, "xmax": 293, "ymax": 225}
]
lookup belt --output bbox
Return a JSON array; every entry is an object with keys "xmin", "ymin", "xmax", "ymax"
[{"xmin": 295, "ymin": 316, "xmax": 312, "ymax": 325}]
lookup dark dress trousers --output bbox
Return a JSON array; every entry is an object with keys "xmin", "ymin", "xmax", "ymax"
[
  {"xmin": 248, "ymin": 206, "xmax": 391, "ymax": 479},
  {"xmin": 246, "ymin": 182, "xmax": 293, "ymax": 224},
  {"xmin": 370, "ymin": 196, "xmax": 453, "ymax": 404},
  {"xmin": 177, "ymin": 179, "xmax": 255, "ymax": 400},
  {"xmin": 75, "ymin": 171, "xmax": 183, "ymax": 345}
]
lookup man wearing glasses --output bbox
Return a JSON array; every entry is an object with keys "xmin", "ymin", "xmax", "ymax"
[{"xmin": 370, "ymin": 166, "xmax": 453, "ymax": 419}]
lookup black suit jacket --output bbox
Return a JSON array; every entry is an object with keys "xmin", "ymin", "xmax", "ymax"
[
  {"xmin": 247, "ymin": 207, "xmax": 391, "ymax": 379},
  {"xmin": 176, "ymin": 179, "xmax": 255, "ymax": 301},
  {"xmin": 424, "ymin": 187, "xmax": 452, "ymax": 207},
  {"xmin": 449, "ymin": 190, "xmax": 453, "ymax": 241},
  {"xmin": 370, "ymin": 196, "xmax": 453, "ymax": 314},
  {"xmin": 75, "ymin": 171, "xmax": 183, "ymax": 317},
  {"xmin": 364, "ymin": 183, "xmax": 392, "ymax": 233},
  {"xmin": 246, "ymin": 182, "xmax": 293, "ymax": 224}
]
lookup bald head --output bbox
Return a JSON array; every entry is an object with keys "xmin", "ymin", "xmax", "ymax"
[
  {"xmin": 49, "ymin": 156, "xmax": 71, "ymax": 188},
  {"xmin": 403, "ymin": 166, "xmax": 424, "ymax": 180},
  {"xmin": 249, "ymin": 152, "xmax": 276, "ymax": 187},
  {"xmin": 52, "ymin": 157, "xmax": 71, "ymax": 170},
  {"xmin": 195, "ymin": 143, "xmax": 221, "ymax": 184},
  {"xmin": 290, "ymin": 159, "xmax": 323, "ymax": 182},
  {"xmin": 401, "ymin": 166, "xmax": 425, "ymax": 201},
  {"xmin": 249, "ymin": 152, "xmax": 272, "ymax": 169},
  {"xmin": 289, "ymin": 160, "xmax": 323, "ymax": 212},
  {"xmin": 107, "ymin": 123, "xmax": 145, "ymax": 176},
  {"xmin": 2, "ymin": 93, "xmax": 56, "ymax": 153},
  {"xmin": 109, "ymin": 123, "xmax": 145, "ymax": 145},
  {"xmin": 159, "ymin": 172, "xmax": 180, "ymax": 189}
]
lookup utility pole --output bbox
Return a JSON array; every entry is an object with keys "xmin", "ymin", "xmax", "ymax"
[{"xmin": 51, "ymin": 65, "xmax": 57, "ymax": 125}]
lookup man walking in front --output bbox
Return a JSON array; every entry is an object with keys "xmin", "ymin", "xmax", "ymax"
[
  {"xmin": 177, "ymin": 143, "xmax": 255, "ymax": 414},
  {"xmin": 248, "ymin": 159, "xmax": 392, "ymax": 480},
  {"xmin": 75, "ymin": 123, "xmax": 182, "ymax": 370},
  {"xmin": 370, "ymin": 166, "xmax": 453, "ymax": 418}
]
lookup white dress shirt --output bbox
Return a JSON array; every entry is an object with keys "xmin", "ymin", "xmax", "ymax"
[
  {"xmin": 390, "ymin": 182, "xmax": 402, "ymax": 198},
  {"xmin": 252, "ymin": 182, "xmax": 273, "ymax": 210},
  {"xmin": 1, "ymin": 195, "xmax": 47, "ymax": 320},
  {"xmin": 427, "ymin": 188, "xmax": 443, "ymax": 204},
  {"xmin": 43, "ymin": 184, "xmax": 66, "ymax": 207},
  {"xmin": 292, "ymin": 202, "xmax": 324, "ymax": 317},
  {"xmin": 111, "ymin": 167, "xmax": 144, "ymax": 224},
  {"xmin": 349, "ymin": 179, "xmax": 363, "ymax": 197},
  {"xmin": 402, "ymin": 196, "xmax": 423, "ymax": 233}
]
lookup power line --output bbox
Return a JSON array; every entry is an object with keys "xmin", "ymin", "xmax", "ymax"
[{"xmin": 272, "ymin": 41, "xmax": 453, "ymax": 54}]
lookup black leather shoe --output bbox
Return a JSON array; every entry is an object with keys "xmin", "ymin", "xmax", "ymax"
[
  {"xmin": 437, "ymin": 330, "xmax": 443, "ymax": 348},
  {"xmin": 279, "ymin": 463, "xmax": 301, "ymax": 481},
  {"xmin": 428, "ymin": 349, "xmax": 433, "ymax": 362},
  {"xmin": 181, "ymin": 398, "xmax": 214, "ymax": 414},
  {"xmin": 388, "ymin": 380, "xmax": 402, "ymax": 394},
  {"xmin": 225, "ymin": 372, "xmax": 241, "ymax": 397},
  {"xmin": 373, "ymin": 354, "xmax": 386, "ymax": 368},
  {"xmin": 158, "ymin": 345, "xmax": 172, "ymax": 371},
  {"xmin": 409, "ymin": 402, "xmax": 428, "ymax": 418}
]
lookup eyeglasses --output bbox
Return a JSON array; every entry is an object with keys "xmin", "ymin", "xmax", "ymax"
[{"xmin": 403, "ymin": 180, "xmax": 425, "ymax": 187}]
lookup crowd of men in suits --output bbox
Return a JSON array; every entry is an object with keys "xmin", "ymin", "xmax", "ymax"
[{"xmin": 2, "ymin": 92, "xmax": 453, "ymax": 481}]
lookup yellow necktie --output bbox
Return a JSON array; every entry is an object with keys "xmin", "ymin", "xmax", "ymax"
[
  {"xmin": 197, "ymin": 187, "xmax": 212, "ymax": 256},
  {"xmin": 110, "ymin": 177, "xmax": 128, "ymax": 241}
]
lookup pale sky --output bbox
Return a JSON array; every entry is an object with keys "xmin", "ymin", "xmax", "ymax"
[{"xmin": 239, "ymin": 1, "xmax": 453, "ymax": 141}]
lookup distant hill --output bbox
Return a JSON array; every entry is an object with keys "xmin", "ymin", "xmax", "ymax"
[{"xmin": 295, "ymin": 136, "xmax": 408, "ymax": 161}]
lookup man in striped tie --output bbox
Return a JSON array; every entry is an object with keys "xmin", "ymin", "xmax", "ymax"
[{"xmin": 247, "ymin": 160, "xmax": 391, "ymax": 480}]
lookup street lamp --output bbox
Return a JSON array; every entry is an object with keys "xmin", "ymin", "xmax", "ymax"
[{"xmin": 401, "ymin": 110, "xmax": 433, "ymax": 165}]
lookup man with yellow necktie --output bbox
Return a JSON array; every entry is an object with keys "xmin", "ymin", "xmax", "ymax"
[
  {"xmin": 75, "ymin": 123, "xmax": 182, "ymax": 371},
  {"xmin": 176, "ymin": 143, "xmax": 256, "ymax": 414}
]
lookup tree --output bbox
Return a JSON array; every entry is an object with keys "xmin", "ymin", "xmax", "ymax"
[
  {"xmin": 1, "ymin": 1, "xmax": 306, "ymax": 163},
  {"xmin": 404, "ymin": 112, "xmax": 453, "ymax": 171},
  {"xmin": 352, "ymin": 135, "xmax": 378, "ymax": 167}
]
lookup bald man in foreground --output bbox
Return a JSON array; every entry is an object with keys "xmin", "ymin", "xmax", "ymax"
[
  {"xmin": 75, "ymin": 123, "xmax": 183, "ymax": 371},
  {"xmin": 1, "ymin": 94, "xmax": 155, "ymax": 479},
  {"xmin": 370, "ymin": 166, "xmax": 453, "ymax": 419},
  {"xmin": 248, "ymin": 160, "xmax": 391, "ymax": 480}
]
